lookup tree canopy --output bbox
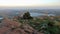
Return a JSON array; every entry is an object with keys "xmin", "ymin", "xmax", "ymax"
[{"xmin": 23, "ymin": 12, "xmax": 33, "ymax": 19}]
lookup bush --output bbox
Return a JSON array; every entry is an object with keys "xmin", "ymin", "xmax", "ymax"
[{"xmin": 23, "ymin": 12, "xmax": 33, "ymax": 19}]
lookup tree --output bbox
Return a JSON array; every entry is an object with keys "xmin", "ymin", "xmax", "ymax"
[{"xmin": 23, "ymin": 12, "xmax": 33, "ymax": 19}]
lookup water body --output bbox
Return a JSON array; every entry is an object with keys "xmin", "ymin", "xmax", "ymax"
[
  {"xmin": 0, "ymin": 16, "xmax": 3, "ymax": 19},
  {"xmin": 30, "ymin": 13, "xmax": 45, "ymax": 17},
  {"xmin": 30, "ymin": 13, "xmax": 55, "ymax": 17}
]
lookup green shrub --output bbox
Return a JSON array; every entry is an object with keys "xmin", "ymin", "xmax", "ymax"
[{"xmin": 23, "ymin": 12, "xmax": 33, "ymax": 19}]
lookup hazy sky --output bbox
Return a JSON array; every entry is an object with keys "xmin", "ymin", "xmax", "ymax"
[{"xmin": 0, "ymin": 0, "xmax": 60, "ymax": 7}]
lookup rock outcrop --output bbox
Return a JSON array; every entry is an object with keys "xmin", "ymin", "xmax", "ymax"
[{"xmin": 0, "ymin": 18, "xmax": 43, "ymax": 34}]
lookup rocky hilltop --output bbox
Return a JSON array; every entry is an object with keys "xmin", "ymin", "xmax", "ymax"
[{"xmin": 0, "ymin": 17, "xmax": 43, "ymax": 34}]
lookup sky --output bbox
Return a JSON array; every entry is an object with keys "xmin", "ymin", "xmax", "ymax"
[{"xmin": 0, "ymin": 0, "xmax": 60, "ymax": 7}]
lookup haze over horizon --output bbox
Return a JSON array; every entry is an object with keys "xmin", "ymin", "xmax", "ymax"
[{"xmin": 0, "ymin": 0, "xmax": 60, "ymax": 7}]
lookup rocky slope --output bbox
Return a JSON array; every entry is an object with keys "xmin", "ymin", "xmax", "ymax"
[{"xmin": 0, "ymin": 18, "xmax": 43, "ymax": 34}]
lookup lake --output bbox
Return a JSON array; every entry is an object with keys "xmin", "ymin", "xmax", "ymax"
[
  {"xmin": 30, "ymin": 13, "xmax": 55, "ymax": 17},
  {"xmin": 0, "ymin": 16, "xmax": 3, "ymax": 20}
]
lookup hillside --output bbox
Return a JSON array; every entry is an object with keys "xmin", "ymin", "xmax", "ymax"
[
  {"xmin": 0, "ymin": 12, "xmax": 60, "ymax": 34},
  {"xmin": 0, "ymin": 17, "xmax": 43, "ymax": 34}
]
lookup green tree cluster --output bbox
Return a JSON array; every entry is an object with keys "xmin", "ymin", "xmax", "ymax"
[{"xmin": 23, "ymin": 12, "xmax": 33, "ymax": 19}]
